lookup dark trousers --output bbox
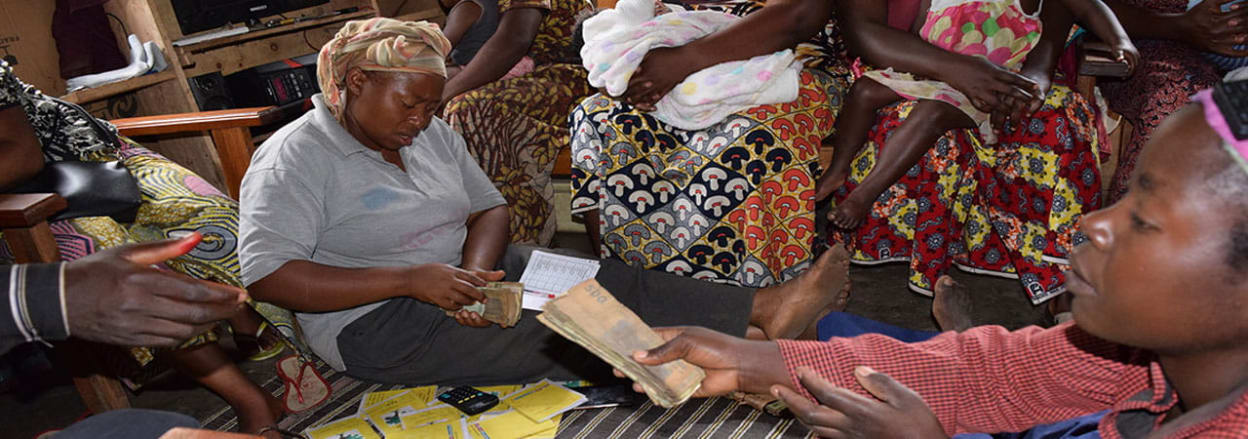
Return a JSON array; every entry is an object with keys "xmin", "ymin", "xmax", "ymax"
[{"xmin": 338, "ymin": 245, "xmax": 754, "ymax": 386}]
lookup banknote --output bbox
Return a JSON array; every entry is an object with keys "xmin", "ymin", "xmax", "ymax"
[
  {"xmin": 448, "ymin": 281, "xmax": 523, "ymax": 327},
  {"xmin": 536, "ymin": 280, "xmax": 704, "ymax": 408}
]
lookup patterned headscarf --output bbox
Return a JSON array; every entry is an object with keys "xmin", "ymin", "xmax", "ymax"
[{"xmin": 316, "ymin": 18, "xmax": 451, "ymax": 120}]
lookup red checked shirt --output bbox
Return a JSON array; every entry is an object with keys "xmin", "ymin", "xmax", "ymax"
[{"xmin": 777, "ymin": 323, "xmax": 1248, "ymax": 438}]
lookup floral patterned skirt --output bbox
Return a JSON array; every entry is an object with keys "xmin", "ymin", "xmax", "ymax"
[
  {"xmin": 571, "ymin": 69, "xmax": 846, "ymax": 287},
  {"xmin": 829, "ymin": 85, "xmax": 1103, "ymax": 304},
  {"xmin": 443, "ymin": 63, "xmax": 596, "ymax": 245}
]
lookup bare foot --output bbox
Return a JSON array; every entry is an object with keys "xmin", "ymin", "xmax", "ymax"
[
  {"xmin": 815, "ymin": 168, "xmax": 849, "ymax": 202},
  {"xmin": 830, "ymin": 191, "xmax": 871, "ymax": 230},
  {"xmin": 752, "ymin": 245, "xmax": 852, "ymax": 340},
  {"xmin": 932, "ymin": 276, "xmax": 973, "ymax": 332}
]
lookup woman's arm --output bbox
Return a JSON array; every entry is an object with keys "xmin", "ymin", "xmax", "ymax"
[
  {"xmin": 442, "ymin": 1, "xmax": 485, "ymax": 49},
  {"xmin": 1008, "ymin": 0, "xmax": 1073, "ymax": 122},
  {"xmin": 838, "ymin": 0, "xmax": 1040, "ymax": 116},
  {"xmin": 461, "ymin": 204, "xmax": 509, "ymax": 271},
  {"xmin": 442, "ymin": 7, "xmax": 544, "ymax": 103},
  {"xmin": 248, "ymin": 261, "xmax": 489, "ymax": 312},
  {"xmin": 0, "ymin": 105, "xmax": 44, "ymax": 191},
  {"xmin": 1058, "ymin": 0, "xmax": 1138, "ymax": 70},
  {"xmin": 622, "ymin": 0, "xmax": 834, "ymax": 108}
]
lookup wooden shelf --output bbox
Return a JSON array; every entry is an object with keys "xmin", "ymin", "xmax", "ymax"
[
  {"xmin": 174, "ymin": 9, "xmax": 375, "ymax": 53},
  {"xmin": 59, "ymin": 69, "xmax": 179, "ymax": 105}
]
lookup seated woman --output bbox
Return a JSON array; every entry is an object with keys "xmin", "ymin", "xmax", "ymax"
[
  {"xmin": 818, "ymin": 0, "xmax": 1136, "ymax": 230},
  {"xmin": 825, "ymin": 0, "xmax": 1108, "ymax": 308},
  {"xmin": 1099, "ymin": 0, "xmax": 1245, "ymax": 201},
  {"xmin": 238, "ymin": 18, "xmax": 846, "ymax": 384},
  {"xmin": 0, "ymin": 62, "xmax": 287, "ymax": 436},
  {"xmin": 570, "ymin": 0, "xmax": 848, "ymax": 290},
  {"xmin": 440, "ymin": 0, "xmax": 593, "ymax": 246}
]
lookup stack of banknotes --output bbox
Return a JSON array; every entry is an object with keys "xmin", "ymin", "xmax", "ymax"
[
  {"xmin": 537, "ymin": 280, "xmax": 704, "ymax": 408},
  {"xmin": 449, "ymin": 281, "xmax": 523, "ymax": 327}
]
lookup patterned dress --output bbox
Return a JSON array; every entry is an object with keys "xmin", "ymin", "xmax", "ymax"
[
  {"xmin": 570, "ymin": 0, "xmax": 851, "ymax": 288},
  {"xmin": 442, "ymin": 0, "xmax": 595, "ymax": 245},
  {"xmin": 1099, "ymin": 0, "xmax": 1222, "ymax": 201},
  {"xmin": 865, "ymin": 0, "xmax": 1043, "ymax": 143},
  {"xmin": 830, "ymin": 80, "xmax": 1104, "ymax": 304},
  {"xmin": 0, "ymin": 61, "xmax": 294, "ymax": 371}
]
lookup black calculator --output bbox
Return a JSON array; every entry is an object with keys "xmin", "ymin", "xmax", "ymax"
[
  {"xmin": 436, "ymin": 386, "xmax": 500, "ymax": 416},
  {"xmin": 1213, "ymin": 79, "xmax": 1248, "ymax": 141}
]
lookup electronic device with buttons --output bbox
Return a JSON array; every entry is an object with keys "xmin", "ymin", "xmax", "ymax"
[
  {"xmin": 226, "ymin": 54, "xmax": 320, "ymax": 108},
  {"xmin": 436, "ymin": 386, "xmax": 500, "ymax": 416}
]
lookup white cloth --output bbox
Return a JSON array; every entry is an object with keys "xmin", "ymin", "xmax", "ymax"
[
  {"xmin": 580, "ymin": 0, "xmax": 801, "ymax": 130},
  {"xmin": 66, "ymin": 35, "xmax": 167, "ymax": 91}
]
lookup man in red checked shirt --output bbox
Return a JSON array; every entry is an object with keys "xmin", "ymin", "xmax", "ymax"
[{"xmin": 613, "ymin": 86, "xmax": 1248, "ymax": 438}]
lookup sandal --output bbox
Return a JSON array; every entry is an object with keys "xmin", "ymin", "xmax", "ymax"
[
  {"xmin": 275, "ymin": 354, "xmax": 330, "ymax": 413},
  {"xmin": 236, "ymin": 322, "xmax": 288, "ymax": 362}
]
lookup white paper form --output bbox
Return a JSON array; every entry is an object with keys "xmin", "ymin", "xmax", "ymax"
[{"xmin": 519, "ymin": 251, "xmax": 600, "ymax": 310}]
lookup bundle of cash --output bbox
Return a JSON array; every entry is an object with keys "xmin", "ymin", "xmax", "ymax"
[
  {"xmin": 536, "ymin": 279, "xmax": 704, "ymax": 408},
  {"xmin": 447, "ymin": 281, "xmax": 523, "ymax": 326}
]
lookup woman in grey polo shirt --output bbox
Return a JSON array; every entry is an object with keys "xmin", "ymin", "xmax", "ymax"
[{"xmin": 238, "ymin": 18, "xmax": 848, "ymax": 385}]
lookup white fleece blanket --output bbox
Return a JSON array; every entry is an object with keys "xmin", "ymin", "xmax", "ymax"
[{"xmin": 580, "ymin": 0, "xmax": 802, "ymax": 130}]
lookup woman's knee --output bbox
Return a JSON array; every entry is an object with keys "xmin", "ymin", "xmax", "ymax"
[
  {"xmin": 848, "ymin": 78, "xmax": 901, "ymax": 109},
  {"xmin": 909, "ymin": 100, "xmax": 974, "ymax": 131}
]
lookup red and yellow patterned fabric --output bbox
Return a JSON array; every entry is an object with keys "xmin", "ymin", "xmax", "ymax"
[
  {"xmin": 829, "ymin": 85, "xmax": 1103, "ymax": 304},
  {"xmin": 568, "ymin": 0, "xmax": 852, "ymax": 287},
  {"xmin": 572, "ymin": 70, "xmax": 841, "ymax": 286}
]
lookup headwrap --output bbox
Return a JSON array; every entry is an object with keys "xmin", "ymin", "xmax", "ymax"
[
  {"xmin": 1193, "ymin": 88, "xmax": 1248, "ymax": 174},
  {"xmin": 316, "ymin": 18, "xmax": 451, "ymax": 120}
]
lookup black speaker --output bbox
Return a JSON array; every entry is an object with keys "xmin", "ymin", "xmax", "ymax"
[{"xmin": 188, "ymin": 73, "xmax": 235, "ymax": 111}]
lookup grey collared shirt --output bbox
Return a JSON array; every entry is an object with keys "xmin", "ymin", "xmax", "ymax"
[{"xmin": 238, "ymin": 94, "xmax": 506, "ymax": 371}]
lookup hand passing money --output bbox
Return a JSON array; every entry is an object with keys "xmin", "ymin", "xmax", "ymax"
[
  {"xmin": 537, "ymin": 280, "xmax": 705, "ymax": 408},
  {"xmin": 447, "ymin": 282, "xmax": 523, "ymax": 327}
]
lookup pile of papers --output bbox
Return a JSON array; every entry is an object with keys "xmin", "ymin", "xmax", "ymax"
[
  {"xmin": 304, "ymin": 380, "xmax": 587, "ymax": 439},
  {"xmin": 537, "ymin": 280, "xmax": 704, "ymax": 408}
]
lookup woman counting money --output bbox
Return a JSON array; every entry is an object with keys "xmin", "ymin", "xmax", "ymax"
[{"xmin": 237, "ymin": 18, "xmax": 847, "ymax": 385}]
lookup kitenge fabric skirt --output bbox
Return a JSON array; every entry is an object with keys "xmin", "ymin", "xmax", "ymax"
[
  {"xmin": 570, "ymin": 69, "xmax": 846, "ymax": 287},
  {"xmin": 828, "ymin": 85, "xmax": 1104, "ymax": 304},
  {"xmin": 443, "ymin": 63, "xmax": 597, "ymax": 246}
]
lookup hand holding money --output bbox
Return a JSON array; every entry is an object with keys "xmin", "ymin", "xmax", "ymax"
[
  {"xmin": 448, "ymin": 282, "xmax": 523, "ymax": 327},
  {"xmin": 537, "ymin": 280, "xmax": 705, "ymax": 408}
]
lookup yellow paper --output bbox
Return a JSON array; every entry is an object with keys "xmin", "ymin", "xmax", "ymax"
[
  {"xmin": 392, "ymin": 420, "xmax": 464, "ymax": 439},
  {"xmin": 505, "ymin": 380, "xmax": 586, "ymax": 423},
  {"xmin": 400, "ymin": 405, "xmax": 463, "ymax": 429},
  {"xmin": 359, "ymin": 389, "xmax": 410, "ymax": 413},
  {"xmin": 471, "ymin": 410, "xmax": 557, "ymax": 439},
  {"xmin": 522, "ymin": 414, "xmax": 560, "ymax": 439},
  {"xmin": 363, "ymin": 390, "xmax": 435, "ymax": 437},
  {"xmin": 303, "ymin": 415, "xmax": 381, "ymax": 439},
  {"xmin": 359, "ymin": 386, "xmax": 438, "ymax": 413}
]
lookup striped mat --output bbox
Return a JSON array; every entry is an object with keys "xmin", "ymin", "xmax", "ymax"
[{"xmin": 200, "ymin": 359, "xmax": 814, "ymax": 438}]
